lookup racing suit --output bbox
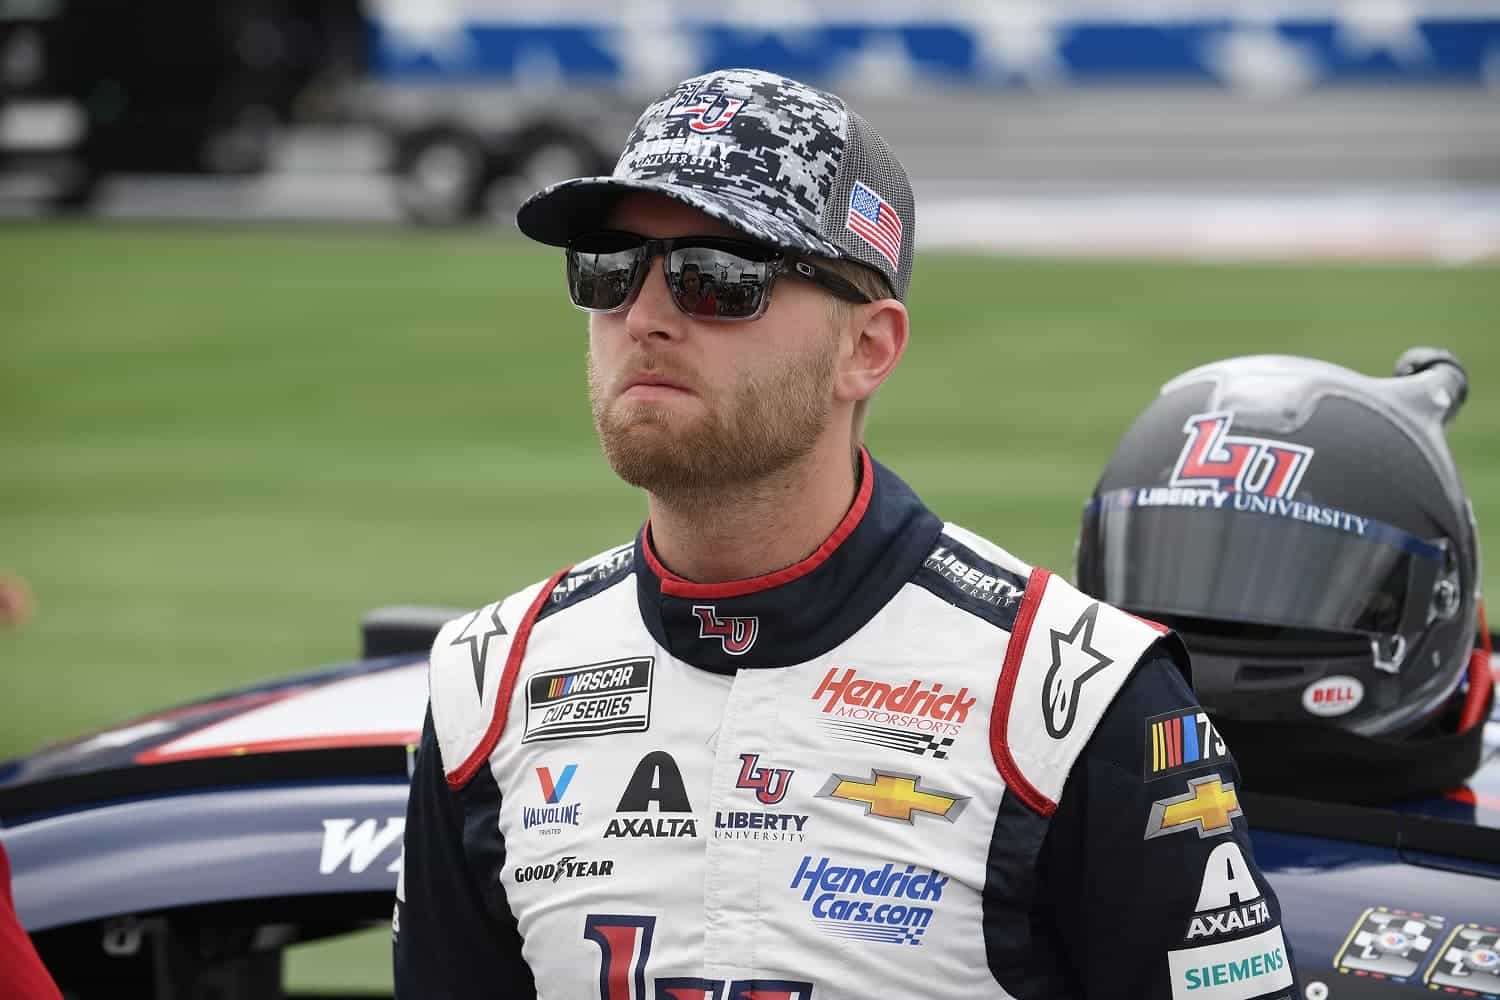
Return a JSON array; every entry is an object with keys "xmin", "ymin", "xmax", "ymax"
[
  {"xmin": 0, "ymin": 840, "xmax": 63, "ymax": 1000},
  {"xmin": 395, "ymin": 451, "xmax": 1295, "ymax": 999}
]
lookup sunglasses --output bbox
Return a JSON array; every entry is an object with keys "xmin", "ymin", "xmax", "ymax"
[{"xmin": 565, "ymin": 230, "xmax": 872, "ymax": 322}]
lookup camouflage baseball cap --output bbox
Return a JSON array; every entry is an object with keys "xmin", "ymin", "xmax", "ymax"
[{"xmin": 516, "ymin": 68, "xmax": 915, "ymax": 301}]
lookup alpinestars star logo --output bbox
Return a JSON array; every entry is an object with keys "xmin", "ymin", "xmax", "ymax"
[
  {"xmin": 450, "ymin": 605, "xmax": 507, "ymax": 696},
  {"xmin": 1043, "ymin": 603, "xmax": 1114, "ymax": 739},
  {"xmin": 694, "ymin": 605, "xmax": 759, "ymax": 655}
]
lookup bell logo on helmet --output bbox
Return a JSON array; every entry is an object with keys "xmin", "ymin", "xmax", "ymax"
[
  {"xmin": 1302, "ymin": 676, "xmax": 1364, "ymax": 717},
  {"xmin": 1170, "ymin": 411, "xmax": 1315, "ymax": 499}
]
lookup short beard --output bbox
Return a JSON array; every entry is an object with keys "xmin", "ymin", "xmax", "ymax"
[{"xmin": 588, "ymin": 342, "xmax": 835, "ymax": 503}]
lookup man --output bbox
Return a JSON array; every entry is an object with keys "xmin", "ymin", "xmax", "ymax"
[{"xmin": 396, "ymin": 68, "xmax": 1294, "ymax": 999}]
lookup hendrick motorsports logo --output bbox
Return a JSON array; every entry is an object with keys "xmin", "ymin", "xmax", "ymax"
[
  {"xmin": 523, "ymin": 657, "xmax": 653, "ymax": 743},
  {"xmin": 812, "ymin": 666, "xmax": 974, "ymax": 758},
  {"xmin": 789, "ymin": 855, "xmax": 946, "ymax": 946}
]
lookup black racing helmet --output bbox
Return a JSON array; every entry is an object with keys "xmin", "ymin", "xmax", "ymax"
[{"xmin": 1077, "ymin": 349, "xmax": 1480, "ymax": 744}]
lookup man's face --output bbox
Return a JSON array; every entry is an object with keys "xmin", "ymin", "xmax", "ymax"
[
  {"xmin": 587, "ymin": 193, "xmax": 841, "ymax": 497},
  {"xmin": 681, "ymin": 270, "xmax": 700, "ymax": 295}
]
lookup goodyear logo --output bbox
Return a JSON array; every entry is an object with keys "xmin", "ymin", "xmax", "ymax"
[
  {"xmin": 1146, "ymin": 708, "xmax": 1228, "ymax": 778},
  {"xmin": 1144, "ymin": 774, "xmax": 1242, "ymax": 841},
  {"xmin": 817, "ymin": 769, "xmax": 968, "ymax": 825}
]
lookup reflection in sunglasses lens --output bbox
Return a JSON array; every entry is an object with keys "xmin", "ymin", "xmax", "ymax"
[
  {"xmin": 569, "ymin": 248, "xmax": 641, "ymax": 310},
  {"xmin": 668, "ymin": 247, "xmax": 769, "ymax": 319}
]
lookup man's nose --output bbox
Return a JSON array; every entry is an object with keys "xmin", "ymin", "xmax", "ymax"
[{"xmin": 624, "ymin": 256, "xmax": 682, "ymax": 343}]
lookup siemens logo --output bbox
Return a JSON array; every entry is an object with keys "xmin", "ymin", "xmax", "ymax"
[{"xmin": 1169, "ymin": 926, "xmax": 1293, "ymax": 1000}]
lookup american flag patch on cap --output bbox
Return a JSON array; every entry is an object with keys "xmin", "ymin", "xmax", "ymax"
[{"xmin": 846, "ymin": 180, "xmax": 902, "ymax": 269}]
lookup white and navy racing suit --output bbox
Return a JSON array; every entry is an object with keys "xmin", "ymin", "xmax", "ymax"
[{"xmin": 394, "ymin": 450, "xmax": 1296, "ymax": 1000}]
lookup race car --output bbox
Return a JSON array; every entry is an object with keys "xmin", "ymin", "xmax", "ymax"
[{"xmin": 1, "ymin": 607, "xmax": 1496, "ymax": 999}]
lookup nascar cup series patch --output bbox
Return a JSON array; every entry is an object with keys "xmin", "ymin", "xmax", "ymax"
[{"xmin": 522, "ymin": 657, "xmax": 653, "ymax": 743}]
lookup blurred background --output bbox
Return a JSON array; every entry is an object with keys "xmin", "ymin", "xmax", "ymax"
[{"xmin": 4, "ymin": 0, "xmax": 1499, "ymax": 992}]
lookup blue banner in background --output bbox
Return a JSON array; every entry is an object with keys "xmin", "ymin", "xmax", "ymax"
[{"xmin": 366, "ymin": 4, "xmax": 1500, "ymax": 90}]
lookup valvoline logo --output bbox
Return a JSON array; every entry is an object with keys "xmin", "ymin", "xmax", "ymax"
[
  {"xmin": 1170, "ymin": 411, "xmax": 1314, "ymax": 499},
  {"xmin": 524, "ymin": 764, "xmax": 582, "ymax": 832}
]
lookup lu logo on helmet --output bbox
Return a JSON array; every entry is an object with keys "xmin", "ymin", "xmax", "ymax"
[{"xmin": 1170, "ymin": 411, "xmax": 1315, "ymax": 499}]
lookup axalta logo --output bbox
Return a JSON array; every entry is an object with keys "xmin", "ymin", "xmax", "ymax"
[
  {"xmin": 319, "ymin": 818, "xmax": 404, "ymax": 875},
  {"xmin": 812, "ymin": 667, "xmax": 975, "ymax": 733},
  {"xmin": 513, "ymin": 856, "xmax": 615, "ymax": 885},
  {"xmin": 666, "ymin": 89, "xmax": 747, "ymax": 133},
  {"xmin": 1302, "ymin": 675, "xmax": 1363, "ymax": 717},
  {"xmin": 1187, "ymin": 843, "xmax": 1271, "ymax": 941},
  {"xmin": 606, "ymin": 751, "xmax": 700, "ymax": 840},
  {"xmin": 694, "ymin": 605, "xmax": 759, "ymax": 655},
  {"xmin": 790, "ymin": 855, "xmax": 947, "ymax": 946},
  {"xmin": 1170, "ymin": 411, "xmax": 1314, "ymax": 499}
]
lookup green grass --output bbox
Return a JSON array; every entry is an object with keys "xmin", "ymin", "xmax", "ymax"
[{"xmin": 4, "ymin": 223, "xmax": 1498, "ymax": 991}]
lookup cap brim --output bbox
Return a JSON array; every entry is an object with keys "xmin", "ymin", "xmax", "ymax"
[{"xmin": 516, "ymin": 176, "xmax": 844, "ymax": 260}]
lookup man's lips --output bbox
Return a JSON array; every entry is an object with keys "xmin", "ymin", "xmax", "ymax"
[{"xmin": 621, "ymin": 373, "xmax": 695, "ymax": 397}]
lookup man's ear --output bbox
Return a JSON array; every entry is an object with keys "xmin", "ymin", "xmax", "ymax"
[{"xmin": 835, "ymin": 299, "xmax": 909, "ymax": 405}]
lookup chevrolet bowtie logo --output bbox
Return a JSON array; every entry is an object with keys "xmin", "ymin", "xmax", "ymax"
[
  {"xmin": 817, "ymin": 769, "xmax": 969, "ymax": 824},
  {"xmin": 1143, "ymin": 773, "xmax": 1242, "ymax": 840}
]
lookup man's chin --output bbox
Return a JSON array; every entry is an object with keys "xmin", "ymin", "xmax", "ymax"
[{"xmin": 597, "ymin": 422, "xmax": 725, "ymax": 494}]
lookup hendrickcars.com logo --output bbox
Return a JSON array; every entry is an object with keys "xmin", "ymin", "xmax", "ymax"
[{"xmin": 788, "ymin": 855, "xmax": 947, "ymax": 946}]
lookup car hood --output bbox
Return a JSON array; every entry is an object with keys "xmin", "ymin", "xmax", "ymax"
[{"xmin": 0, "ymin": 657, "xmax": 426, "ymax": 819}]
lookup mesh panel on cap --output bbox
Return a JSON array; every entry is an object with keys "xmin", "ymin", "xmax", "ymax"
[{"xmin": 820, "ymin": 108, "xmax": 915, "ymax": 301}]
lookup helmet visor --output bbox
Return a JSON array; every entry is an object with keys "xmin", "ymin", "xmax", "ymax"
[{"xmin": 1079, "ymin": 487, "xmax": 1448, "ymax": 637}]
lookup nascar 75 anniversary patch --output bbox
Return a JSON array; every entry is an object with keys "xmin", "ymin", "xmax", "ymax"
[{"xmin": 1145, "ymin": 707, "xmax": 1228, "ymax": 779}]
